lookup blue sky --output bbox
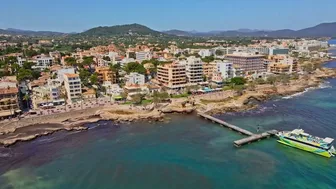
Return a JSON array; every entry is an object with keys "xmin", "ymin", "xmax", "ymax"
[{"xmin": 1, "ymin": 0, "xmax": 335, "ymax": 32}]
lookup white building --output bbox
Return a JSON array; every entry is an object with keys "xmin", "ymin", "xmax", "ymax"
[
  {"xmin": 32, "ymin": 55, "xmax": 54, "ymax": 70},
  {"xmin": 125, "ymin": 72, "xmax": 145, "ymax": 86},
  {"xmin": 198, "ymin": 49, "xmax": 213, "ymax": 58},
  {"xmin": 213, "ymin": 60, "xmax": 233, "ymax": 80},
  {"xmin": 17, "ymin": 57, "xmax": 26, "ymax": 67},
  {"xmin": 136, "ymin": 51, "xmax": 152, "ymax": 62},
  {"xmin": 63, "ymin": 73, "xmax": 82, "ymax": 103},
  {"xmin": 103, "ymin": 81, "xmax": 123, "ymax": 96},
  {"xmin": 180, "ymin": 56, "xmax": 203, "ymax": 84},
  {"xmin": 57, "ymin": 67, "xmax": 75, "ymax": 83}
]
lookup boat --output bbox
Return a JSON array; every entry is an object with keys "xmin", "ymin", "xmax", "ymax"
[{"xmin": 276, "ymin": 129, "xmax": 336, "ymax": 158}]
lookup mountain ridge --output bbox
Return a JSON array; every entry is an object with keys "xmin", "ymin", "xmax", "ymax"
[{"xmin": 1, "ymin": 22, "xmax": 336, "ymax": 37}]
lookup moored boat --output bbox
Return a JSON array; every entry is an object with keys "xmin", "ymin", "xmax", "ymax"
[{"xmin": 276, "ymin": 129, "xmax": 336, "ymax": 158}]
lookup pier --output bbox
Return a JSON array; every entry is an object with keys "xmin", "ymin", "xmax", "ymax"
[{"xmin": 198, "ymin": 113, "xmax": 278, "ymax": 147}]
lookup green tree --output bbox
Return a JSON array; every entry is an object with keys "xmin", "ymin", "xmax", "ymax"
[
  {"xmin": 90, "ymin": 73, "xmax": 99, "ymax": 85},
  {"xmin": 124, "ymin": 62, "xmax": 146, "ymax": 74},
  {"xmin": 64, "ymin": 57, "xmax": 77, "ymax": 66},
  {"xmin": 266, "ymin": 76, "xmax": 277, "ymax": 85},
  {"xmin": 103, "ymin": 56, "xmax": 111, "ymax": 61},
  {"xmin": 82, "ymin": 56, "xmax": 94, "ymax": 66},
  {"xmin": 131, "ymin": 93, "xmax": 145, "ymax": 105},
  {"xmin": 11, "ymin": 63, "xmax": 20, "ymax": 75},
  {"xmin": 22, "ymin": 62, "xmax": 35, "ymax": 69},
  {"xmin": 201, "ymin": 55, "xmax": 215, "ymax": 63},
  {"xmin": 17, "ymin": 68, "xmax": 33, "ymax": 82},
  {"xmin": 23, "ymin": 93, "xmax": 30, "ymax": 109},
  {"xmin": 302, "ymin": 63, "xmax": 314, "ymax": 73},
  {"xmin": 230, "ymin": 77, "xmax": 246, "ymax": 86},
  {"xmin": 215, "ymin": 50, "xmax": 224, "ymax": 56},
  {"xmin": 79, "ymin": 69, "xmax": 91, "ymax": 86}
]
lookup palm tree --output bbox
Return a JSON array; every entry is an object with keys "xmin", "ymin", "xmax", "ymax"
[
  {"xmin": 23, "ymin": 93, "xmax": 30, "ymax": 109},
  {"xmin": 60, "ymin": 90, "xmax": 68, "ymax": 111}
]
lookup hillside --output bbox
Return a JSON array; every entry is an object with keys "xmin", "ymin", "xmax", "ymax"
[
  {"xmin": 80, "ymin": 23, "xmax": 162, "ymax": 36},
  {"xmin": 0, "ymin": 28, "xmax": 65, "ymax": 36},
  {"xmin": 163, "ymin": 30, "xmax": 192, "ymax": 36},
  {"xmin": 166, "ymin": 22, "xmax": 336, "ymax": 37}
]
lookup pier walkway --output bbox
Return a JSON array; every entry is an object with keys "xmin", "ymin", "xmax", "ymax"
[{"xmin": 198, "ymin": 113, "xmax": 278, "ymax": 147}]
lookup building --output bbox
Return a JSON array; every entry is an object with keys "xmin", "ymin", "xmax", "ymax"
[
  {"xmin": 213, "ymin": 60, "xmax": 233, "ymax": 80},
  {"xmin": 225, "ymin": 52, "xmax": 265, "ymax": 75},
  {"xmin": 0, "ymin": 83, "xmax": 19, "ymax": 119},
  {"xmin": 268, "ymin": 63, "xmax": 291, "ymax": 74},
  {"xmin": 124, "ymin": 72, "xmax": 145, "ymax": 86},
  {"xmin": 269, "ymin": 47, "xmax": 289, "ymax": 55},
  {"xmin": 198, "ymin": 49, "xmax": 213, "ymax": 58},
  {"xmin": 103, "ymin": 81, "xmax": 123, "ymax": 97},
  {"xmin": 64, "ymin": 73, "xmax": 82, "ymax": 103},
  {"xmin": 181, "ymin": 56, "xmax": 203, "ymax": 84},
  {"xmin": 82, "ymin": 89, "xmax": 96, "ymax": 99},
  {"xmin": 203, "ymin": 62, "xmax": 216, "ymax": 78},
  {"xmin": 57, "ymin": 67, "xmax": 75, "ymax": 83},
  {"xmin": 211, "ymin": 71, "xmax": 224, "ymax": 87},
  {"xmin": 95, "ymin": 66, "xmax": 116, "ymax": 83},
  {"xmin": 136, "ymin": 51, "xmax": 152, "ymax": 62},
  {"xmin": 32, "ymin": 55, "xmax": 54, "ymax": 70},
  {"xmin": 17, "ymin": 56, "xmax": 26, "ymax": 67},
  {"xmin": 157, "ymin": 62, "xmax": 187, "ymax": 90}
]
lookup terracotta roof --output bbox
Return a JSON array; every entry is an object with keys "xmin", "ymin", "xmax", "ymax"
[{"xmin": 64, "ymin": 73, "xmax": 79, "ymax": 78}]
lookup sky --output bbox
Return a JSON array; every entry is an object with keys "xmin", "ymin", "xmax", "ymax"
[{"xmin": 1, "ymin": 0, "xmax": 335, "ymax": 33}]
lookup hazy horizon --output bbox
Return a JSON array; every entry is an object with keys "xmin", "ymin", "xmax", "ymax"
[{"xmin": 1, "ymin": 0, "xmax": 336, "ymax": 33}]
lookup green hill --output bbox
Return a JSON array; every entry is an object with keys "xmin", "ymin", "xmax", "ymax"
[{"xmin": 80, "ymin": 23, "xmax": 162, "ymax": 36}]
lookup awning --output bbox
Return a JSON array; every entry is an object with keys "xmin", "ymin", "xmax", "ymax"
[{"xmin": 113, "ymin": 96, "xmax": 124, "ymax": 100}]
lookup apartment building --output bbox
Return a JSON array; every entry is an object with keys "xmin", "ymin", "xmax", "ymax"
[
  {"xmin": 95, "ymin": 66, "xmax": 116, "ymax": 83},
  {"xmin": 64, "ymin": 73, "xmax": 82, "ymax": 103},
  {"xmin": 17, "ymin": 56, "xmax": 26, "ymax": 67},
  {"xmin": 124, "ymin": 72, "xmax": 145, "ymax": 86},
  {"xmin": 157, "ymin": 62, "xmax": 187, "ymax": 90},
  {"xmin": 213, "ymin": 60, "xmax": 233, "ymax": 80},
  {"xmin": 225, "ymin": 52, "xmax": 265, "ymax": 75},
  {"xmin": 268, "ymin": 63, "xmax": 291, "ymax": 74},
  {"xmin": 136, "ymin": 51, "xmax": 152, "ymax": 62},
  {"xmin": 181, "ymin": 56, "xmax": 203, "ymax": 84},
  {"xmin": 57, "ymin": 67, "xmax": 75, "ymax": 83},
  {"xmin": 0, "ymin": 82, "xmax": 19, "ymax": 119},
  {"xmin": 32, "ymin": 54, "xmax": 54, "ymax": 70},
  {"xmin": 203, "ymin": 62, "xmax": 216, "ymax": 78}
]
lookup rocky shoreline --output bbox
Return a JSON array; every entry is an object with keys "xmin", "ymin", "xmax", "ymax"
[{"xmin": 0, "ymin": 63, "xmax": 335, "ymax": 147}]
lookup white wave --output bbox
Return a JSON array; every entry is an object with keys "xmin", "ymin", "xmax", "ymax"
[
  {"xmin": 282, "ymin": 82, "xmax": 331, "ymax": 99},
  {"xmin": 282, "ymin": 87, "xmax": 314, "ymax": 99}
]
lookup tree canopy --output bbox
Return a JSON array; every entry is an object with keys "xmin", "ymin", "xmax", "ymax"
[
  {"xmin": 230, "ymin": 77, "xmax": 246, "ymax": 86},
  {"xmin": 124, "ymin": 62, "xmax": 146, "ymax": 74}
]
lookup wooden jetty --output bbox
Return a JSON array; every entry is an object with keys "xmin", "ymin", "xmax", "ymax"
[{"xmin": 198, "ymin": 113, "xmax": 278, "ymax": 147}]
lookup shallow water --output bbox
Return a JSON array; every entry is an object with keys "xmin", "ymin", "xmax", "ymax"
[{"xmin": 1, "ymin": 63, "xmax": 336, "ymax": 189}]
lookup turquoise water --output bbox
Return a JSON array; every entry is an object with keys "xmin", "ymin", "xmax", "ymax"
[{"xmin": 1, "ymin": 64, "xmax": 336, "ymax": 189}]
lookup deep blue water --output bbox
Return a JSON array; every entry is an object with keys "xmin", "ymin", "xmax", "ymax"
[{"xmin": 1, "ymin": 62, "xmax": 336, "ymax": 189}]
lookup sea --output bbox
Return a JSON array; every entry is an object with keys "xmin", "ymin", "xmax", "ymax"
[{"xmin": 1, "ymin": 50, "xmax": 336, "ymax": 189}]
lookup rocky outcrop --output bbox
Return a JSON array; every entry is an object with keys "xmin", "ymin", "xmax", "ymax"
[
  {"xmin": 160, "ymin": 107, "xmax": 195, "ymax": 114},
  {"xmin": 0, "ymin": 123, "xmax": 88, "ymax": 147}
]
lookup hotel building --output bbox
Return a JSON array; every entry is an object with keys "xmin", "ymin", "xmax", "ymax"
[
  {"xmin": 181, "ymin": 56, "xmax": 203, "ymax": 84},
  {"xmin": 157, "ymin": 62, "xmax": 187, "ymax": 90},
  {"xmin": 64, "ymin": 73, "xmax": 82, "ymax": 103},
  {"xmin": 0, "ymin": 82, "xmax": 19, "ymax": 119},
  {"xmin": 225, "ymin": 52, "xmax": 265, "ymax": 75},
  {"xmin": 95, "ymin": 66, "xmax": 116, "ymax": 83}
]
